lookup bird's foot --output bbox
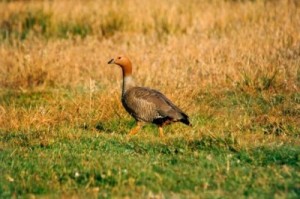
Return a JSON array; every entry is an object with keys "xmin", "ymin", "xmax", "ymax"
[{"xmin": 158, "ymin": 127, "xmax": 164, "ymax": 138}]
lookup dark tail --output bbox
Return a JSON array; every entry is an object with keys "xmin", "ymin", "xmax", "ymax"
[{"xmin": 180, "ymin": 113, "xmax": 192, "ymax": 127}]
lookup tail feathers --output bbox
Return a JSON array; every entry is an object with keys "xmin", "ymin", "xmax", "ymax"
[{"xmin": 180, "ymin": 113, "xmax": 192, "ymax": 127}]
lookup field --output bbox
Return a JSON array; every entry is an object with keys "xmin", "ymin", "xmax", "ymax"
[{"xmin": 0, "ymin": 0, "xmax": 299, "ymax": 198}]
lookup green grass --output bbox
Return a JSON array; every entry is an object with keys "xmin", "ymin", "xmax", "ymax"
[
  {"xmin": 0, "ymin": 89, "xmax": 299, "ymax": 198},
  {"xmin": 1, "ymin": 130, "xmax": 299, "ymax": 198}
]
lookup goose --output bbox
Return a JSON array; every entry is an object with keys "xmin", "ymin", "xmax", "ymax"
[{"xmin": 108, "ymin": 55, "xmax": 191, "ymax": 137}]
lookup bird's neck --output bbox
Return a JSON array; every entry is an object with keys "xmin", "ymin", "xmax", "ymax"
[
  {"xmin": 120, "ymin": 63, "xmax": 135, "ymax": 96},
  {"xmin": 122, "ymin": 75, "xmax": 135, "ymax": 95}
]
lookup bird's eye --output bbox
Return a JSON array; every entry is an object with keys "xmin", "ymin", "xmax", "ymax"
[{"xmin": 118, "ymin": 57, "xmax": 121, "ymax": 59}]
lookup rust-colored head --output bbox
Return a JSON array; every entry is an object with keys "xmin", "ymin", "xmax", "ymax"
[{"xmin": 108, "ymin": 55, "xmax": 132, "ymax": 76}]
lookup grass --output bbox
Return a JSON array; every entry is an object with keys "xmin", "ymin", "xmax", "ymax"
[
  {"xmin": 0, "ymin": 88, "xmax": 299, "ymax": 198},
  {"xmin": 0, "ymin": 0, "xmax": 300, "ymax": 198},
  {"xmin": 1, "ymin": 126, "xmax": 299, "ymax": 198}
]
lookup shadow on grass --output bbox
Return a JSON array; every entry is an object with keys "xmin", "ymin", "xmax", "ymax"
[
  {"xmin": 2, "ymin": 127, "xmax": 299, "ymax": 169},
  {"xmin": 93, "ymin": 119, "xmax": 136, "ymax": 135},
  {"xmin": 249, "ymin": 146, "xmax": 300, "ymax": 167}
]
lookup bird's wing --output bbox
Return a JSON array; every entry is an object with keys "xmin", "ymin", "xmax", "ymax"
[{"xmin": 131, "ymin": 87, "xmax": 186, "ymax": 119}]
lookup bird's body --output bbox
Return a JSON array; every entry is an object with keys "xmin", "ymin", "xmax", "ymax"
[
  {"xmin": 108, "ymin": 55, "xmax": 191, "ymax": 137},
  {"xmin": 122, "ymin": 86, "xmax": 190, "ymax": 126}
]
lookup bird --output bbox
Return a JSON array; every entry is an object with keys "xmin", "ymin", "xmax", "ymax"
[{"xmin": 107, "ymin": 55, "xmax": 191, "ymax": 137}]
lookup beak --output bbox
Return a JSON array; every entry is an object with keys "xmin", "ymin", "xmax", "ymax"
[{"xmin": 108, "ymin": 58, "xmax": 114, "ymax": 64}]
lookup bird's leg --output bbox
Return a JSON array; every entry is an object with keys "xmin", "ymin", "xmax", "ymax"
[
  {"xmin": 128, "ymin": 121, "xmax": 143, "ymax": 136},
  {"xmin": 158, "ymin": 126, "xmax": 164, "ymax": 137}
]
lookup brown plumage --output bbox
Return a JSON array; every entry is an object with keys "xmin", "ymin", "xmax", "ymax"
[{"xmin": 108, "ymin": 55, "xmax": 191, "ymax": 137}]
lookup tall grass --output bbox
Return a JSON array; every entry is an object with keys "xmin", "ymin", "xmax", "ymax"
[{"xmin": 0, "ymin": 0, "xmax": 299, "ymax": 90}]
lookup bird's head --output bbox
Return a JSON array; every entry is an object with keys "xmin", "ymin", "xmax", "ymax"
[
  {"xmin": 108, "ymin": 55, "xmax": 132, "ymax": 68},
  {"xmin": 108, "ymin": 55, "xmax": 132, "ymax": 76}
]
